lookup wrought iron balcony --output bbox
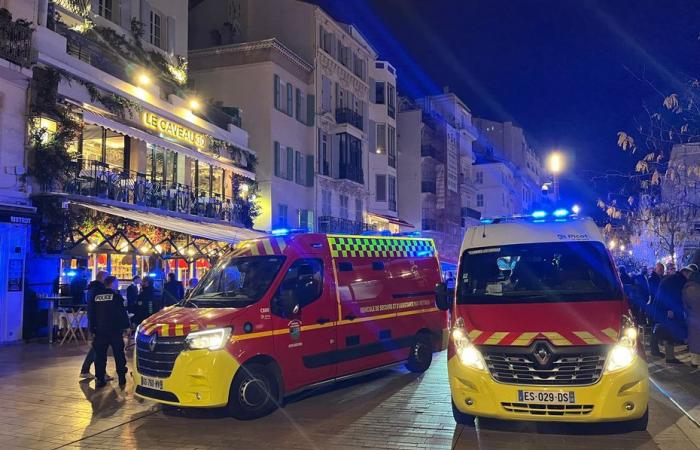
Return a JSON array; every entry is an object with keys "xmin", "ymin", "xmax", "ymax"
[
  {"xmin": 335, "ymin": 107, "xmax": 363, "ymax": 130},
  {"xmin": 0, "ymin": 10, "xmax": 33, "ymax": 67},
  {"xmin": 317, "ymin": 216, "xmax": 376, "ymax": 234},
  {"xmin": 61, "ymin": 159, "xmax": 247, "ymax": 226}
]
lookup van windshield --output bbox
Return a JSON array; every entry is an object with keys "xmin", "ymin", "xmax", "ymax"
[
  {"xmin": 185, "ymin": 255, "xmax": 286, "ymax": 308},
  {"xmin": 457, "ymin": 241, "xmax": 621, "ymax": 304}
]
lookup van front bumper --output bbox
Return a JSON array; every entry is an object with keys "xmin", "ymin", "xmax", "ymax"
[
  {"xmin": 448, "ymin": 355, "xmax": 648, "ymax": 423},
  {"xmin": 133, "ymin": 348, "xmax": 239, "ymax": 408}
]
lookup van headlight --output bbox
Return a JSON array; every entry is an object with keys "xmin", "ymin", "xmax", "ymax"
[
  {"xmin": 452, "ymin": 322, "xmax": 486, "ymax": 371},
  {"xmin": 605, "ymin": 327, "xmax": 638, "ymax": 372},
  {"xmin": 185, "ymin": 327, "xmax": 232, "ymax": 351}
]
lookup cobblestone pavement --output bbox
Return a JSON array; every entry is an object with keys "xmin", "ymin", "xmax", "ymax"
[{"xmin": 0, "ymin": 343, "xmax": 698, "ymax": 450}]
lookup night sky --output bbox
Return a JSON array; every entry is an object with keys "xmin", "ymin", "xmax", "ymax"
[{"xmin": 309, "ymin": 0, "xmax": 700, "ymax": 213}]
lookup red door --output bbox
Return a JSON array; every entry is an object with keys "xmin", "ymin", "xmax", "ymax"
[{"xmin": 272, "ymin": 258, "xmax": 337, "ymax": 393}]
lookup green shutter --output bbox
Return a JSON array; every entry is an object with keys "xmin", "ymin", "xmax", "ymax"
[
  {"xmin": 307, "ymin": 94, "xmax": 315, "ymax": 126},
  {"xmin": 286, "ymin": 147, "xmax": 294, "ymax": 180},
  {"xmin": 295, "ymin": 151, "xmax": 302, "ymax": 184},
  {"xmin": 274, "ymin": 141, "xmax": 280, "ymax": 177},
  {"xmin": 306, "ymin": 155, "xmax": 314, "ymax": 187},
  {"xmin": 273, "ymin": 75, "xmax": 280, "ymax": 109}
]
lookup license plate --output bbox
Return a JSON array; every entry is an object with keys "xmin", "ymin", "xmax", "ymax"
[
  {"xmin": 518, "ymin": 390, "xmax": 575, "ymax": 404},
  {"xmin": 140, "ymin": 376, "xmax": 164, "ymax": 390}
]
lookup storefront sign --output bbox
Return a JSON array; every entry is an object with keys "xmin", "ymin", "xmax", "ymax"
[{"xmin": 142, "ymin": 111, "xmax": 208, "ymax": 148}]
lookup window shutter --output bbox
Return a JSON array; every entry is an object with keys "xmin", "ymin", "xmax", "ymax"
[
  {"xmin": 166, "ymin": 15, "xmax": 176, "ymax": 53},
  {"xmin": 306, "ymin": 94, "xmax": 315, "ymax": 126},
  {"xmin": 295, "ymin": 151, "xmax": 302, "ymax": 184},
  {"xmin": 286, "ymin": 147, "xmax": 294, "ymax": 181},
  {"xmin": 376, "ymin": 174, "xmax": 386, "ymax": 201},
  {"xmin": 274, "ymin": 141, "xmax": 281, "ymax": 177},
  {"xmin": 120, "ymin": 0, "xmax": 131, "ymax": 29},
  {"xmin": 306, "ymin": 155, "xmax": 314, "ymax": 187},
  {"xmin": 140, "ymin": 0, "xmax": 151, "ymax": 31},
  {"xmin": 331, "ymin": 135, "xmax": 340, "ymax": 179},
  {"xmin": 368, "ymin": 119, "xmax": 376, "ymax": 154},
  {"xmin": 369, "ymin": 77, "xmax": 376, "ymax": 102},
  {"xmin": 295, "ymin": 88, "xmax": 302, "ymax": 121}
]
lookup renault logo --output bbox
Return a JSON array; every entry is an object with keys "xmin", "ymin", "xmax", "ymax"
[
  {"xmin": 148, "ymin": 333, "xmax": 158, "ymax": 352},
  {"xmin": 533, "ymin": 343, "xmax": 551, "ymax": 365}
]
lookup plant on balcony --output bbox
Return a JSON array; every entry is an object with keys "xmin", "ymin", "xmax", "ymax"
[
  {"xmin": 211, "ymin": 138, "xmax": 257, "ymax": 172},
  {"xmin": 233, "ymin": 175, "xmax": 260, "ymax": 229},
  {"xmin": 0, "ymin": 8, "xmax": 34, "ymax": 67}
]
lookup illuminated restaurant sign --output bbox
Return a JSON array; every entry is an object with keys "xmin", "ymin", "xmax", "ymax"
[{"xmin": 142, "ymin": 111, "xmax": 208, "ymax": 148}]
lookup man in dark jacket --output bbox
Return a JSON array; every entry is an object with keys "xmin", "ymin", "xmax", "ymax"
[
  {"xmin": 89, "ymin": 275, "xmax": 130, "ymax": 387},
  {"xmin": 652, "ymin": 268, "xmax": 689, "ymax": 363},
  {"xmin": 163, "ymin": 272, "xmax": 184, "ymax": 306},
  {"xmin": 80, "ymin": 271, "xmax": 108, "ymax": 380},
  {"xmin": 126, "ymin": 276, "xmax": 141, "ymax": 324},
  {"xmin": 133, "ymin": 277, "xmax": 158, "ymax": 325}
]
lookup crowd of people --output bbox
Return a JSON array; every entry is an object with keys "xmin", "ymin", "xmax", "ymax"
[
  {"xmin": 621, "ymin": 252, "xmax": 700, "ymax": 368},
  {"xmin": 68, "ymin": 269, "xmax": 198, "ymax": 387}
]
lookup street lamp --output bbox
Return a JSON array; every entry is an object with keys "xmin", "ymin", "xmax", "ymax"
[{"xmin": 547, "ymin": 151, "xmax": 565, "ymax": 201}]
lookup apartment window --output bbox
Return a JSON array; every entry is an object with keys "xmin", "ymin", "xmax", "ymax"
[
  {"xmin": 294, "ymin": 151, "xmax": 304, "ymax": 185},
  {"xmin": 476, "ymin": 171, "xmax": 483, "ymax": 184},
  {"xmin": 298, "ymin": 209, "xmax": 313, "ymax": 230},
  {"xmin": 273, "ymin": 75, "xmax": 281, "ymax": 110},
  {"xmin": 376, "ymin": 174, "xmax": 386, "ymax": 201},
  {"xmin": 338, "ymin": 133, "xmax": 364, "ymax": 184},
  {"xmin": 273, "ymin": 142, "xmax": 294, "ymax": 181},
  {"xmin": 320, "ymin": 26, "xmax": 335, "ymax": 57},
  {"xmin": 321, "ymin": 76, "xmax": 332, "ymax": 113},
  {"xmin": 388, "ymin": 175, "xmax": 396, "ymax": 212},
  {"xmin": 501, "ymin": 193, "xmax": 505, "ymax": 206},
  {"xmin": 388, "ymin": 125, "xmax": 396, "ymax": 168},
  {"xmin": 149, "ymin": 10, "xmax": 162, "ymax": 49},
  {"xmin": 477, "ymin": 194, "xmax": 484, "ymax": 207},
  {"xmin": 277, "ymin": 204, "xmax": 288, "ymax": 228},
  {"xmin": 340, "ymin": 195, "xmax": 349, "ymax": 219},
  {"xmin": 355, "ymin": 198, "xmax": 363, "ymax": 222},
  {"xmin": 353, "ymin": 53, "xmax": 365, "ymax": 80},
  {"xmin": 319, "ymin": 131, "xmax": 329, "ymax": 176},
  {"xmin": 96, "ymin": 0, "xmax": 115, "ymax": 22},
  {"xmin": 376, "ymin": 123, "xmax": 386, "ymax": 153},
  {"xmin": 387, "ymin": 83, "xmax": 396, "ymax": 118},
  {"xmin": 286, "ymin": 83, "xmax": 293, "ymax": 116},
  {"xmin": 295, "ymin": 88, "xmax": 303, "ymax": 122},
  {"xmin": 322, "ymin": 190, "xmax": 332, "ymax": 216},
  {"xmin": 375, "ymin": 82, "xmax": 385, "ymax": 104}
]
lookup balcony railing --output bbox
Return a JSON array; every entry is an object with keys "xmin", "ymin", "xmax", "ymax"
[
  {"xmin": 339, "ymin": 163, "xmax": 364, "ymax": 184},
  {"xmin": 317, "ymin": 216, "xmax": 376, "ymax": 234},
  {"xmin": 421, "ymin": 181, "xmax": 436, "ymax": 194},
  {"xmin": 335, "ymin": 108, "xmax": 363, "ymax": 130},
  {"xmin": 61, "ymin": 24, "xmax": 129, "ymax": 81},
  {"xmin": 62, "ymin": 159, "xmax": 247, "ymax": 225},
  {"xmin": 0, "ymin": 12, "xmax": 33, "ymax": 67}
]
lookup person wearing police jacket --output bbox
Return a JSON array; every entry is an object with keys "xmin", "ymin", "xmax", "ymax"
[{"xmin": 88, "ymin": 275, "xmax": 130, "ymax": 388}]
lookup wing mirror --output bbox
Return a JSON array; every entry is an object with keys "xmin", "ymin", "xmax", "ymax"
[{"xmin": 435, "ymin": 282, "xmax": 451, "ymax": 311}]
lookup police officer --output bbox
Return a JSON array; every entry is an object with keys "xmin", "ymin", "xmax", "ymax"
[{"xmin": 88, "ymin": 275, "xmax": 130, "ymax": 388}]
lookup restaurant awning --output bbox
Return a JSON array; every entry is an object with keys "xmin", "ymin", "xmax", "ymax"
[
  {"xmin": 80, "ymin": 109, "xmax": 255, "ymax": 180},
  {"xmin": 367, "ymin": 212, "xmax": 415, "ymax": 228},
  {"xmin": 71, "ymin": 200, "xmax": 264, "ymax": 244}
]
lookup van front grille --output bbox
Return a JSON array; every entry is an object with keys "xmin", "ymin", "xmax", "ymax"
[
  {"xmin": 502, "ymin": 402, "xmax": 594, "ymax": 416},
  {"xmin": 481, "ymin": 343, "xmax": 608, "ymax": 386},
  {"xmin": 136, "ymin": 333, "xmax": 185, "ymax": 378}
]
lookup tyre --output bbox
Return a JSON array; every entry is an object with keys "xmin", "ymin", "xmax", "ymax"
[
  {"xmin": 452, "ymin": 400, "xmax": 476, "ymax": 426},
  {"xmin": 226, "ymin": 363, "xmax": 279, "ymax": 420},
  {"xmin": 625, "ymin": 408, "xmax": 648, "ymax": 432},
  {"xmin": 406, "ymin": 333, "xmax": 433, "ymax": 373}
]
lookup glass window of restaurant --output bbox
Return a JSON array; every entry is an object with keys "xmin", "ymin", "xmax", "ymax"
[
  {"xmin": 147, "ymin": 145, "xmax": 179, "ymax": 185},
  {"xmin": 80, "ymin": 124, "xmax": 127, "ymax": 170},
  {"xmin": 197, "ymin": 162, "xmax": 212, "ymax": 197},
  {"xmin": 212, "ymin": 167, "xmax": 224, "ymax": 200}
]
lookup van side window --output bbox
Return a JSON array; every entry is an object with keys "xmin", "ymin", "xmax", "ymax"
[
  {"xmin": 372, "ymin": 261, "xmax": 385, "ymax": 271},
  {"xmin": 338, "ymin": 262, "xmax": 353, "ymax": 272},
  {"xmin": 278, "ymin": 258, "xmax": 324, "ymax": 308}
]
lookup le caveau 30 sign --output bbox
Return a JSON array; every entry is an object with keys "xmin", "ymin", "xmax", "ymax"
[{"xmin": 142, "ymin": 111, "xmax": 209, "ymax": 149}]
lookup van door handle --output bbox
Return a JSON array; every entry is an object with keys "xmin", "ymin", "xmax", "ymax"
[
  {"xmin": 344, "ymin": 314, "xmax": 356, "ymax": 321},
  {"xmin": 316, "ymin": 317, "xmax": 331, "ymax": 324}
]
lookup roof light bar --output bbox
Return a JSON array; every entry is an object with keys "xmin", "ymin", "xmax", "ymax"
[
  {"xmin": 553, "ymin": 208, "xmax": 570, "ymax": 218},
  {"xmin": 532, "ymin": 210, "xmax": 547, "ymax": 219}
]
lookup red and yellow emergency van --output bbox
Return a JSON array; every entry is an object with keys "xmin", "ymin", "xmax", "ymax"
[
  {"xmin": 436, "ymin": 210, "xmax": 649, "ymax": 430},
  {"xmin": 133, "ymin": 231, "xmax": 447, "ymax": 419}
]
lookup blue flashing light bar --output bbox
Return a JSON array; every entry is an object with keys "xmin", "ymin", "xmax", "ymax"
[
  {"xmin": 395, "ymin": 231, "xmax": 421, "ymax": 237},
  {"xmin": 62, "ymin": 270, "xmax": 77, "ymax": 277},
  {"xmin": 553, "ymin": 208, "xmax": 570, "ymax": 218},
  {"xmin": 271, "ymin": 228, "xmax": 290, "ymax": 236},
  {"xmin": 532, "ymin": 210, "xmax": 547, "ymax": 219},
  {"xmin": 480, "ymin": 218, "xmax": 494, "ymax": 224}
]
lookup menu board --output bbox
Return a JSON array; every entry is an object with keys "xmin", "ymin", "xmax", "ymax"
[{"xmin": 8, "ymin": 258, "xmax": 23, "ymax": 292}]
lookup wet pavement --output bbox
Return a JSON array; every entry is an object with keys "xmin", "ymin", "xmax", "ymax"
[{"xmin": 0, "ymin": 342, "xmax": 698, "ymax": 450}]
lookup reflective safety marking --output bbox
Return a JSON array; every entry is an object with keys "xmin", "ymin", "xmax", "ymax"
[
  {"xmin": 468, "ymin": 329, "xmax": 483, "ymax": 341},
  {"xmin": 160, "ymin": 324, "xmax": 170, "ymax": 337},
  {"xmin": 276, "ymin": 238, "xmax": 287, "ymax": 253},
  {"xmin": 573, "ymin": 331, "xmax": 602, "ymax": 345},
  {"xmin": 602, "ymin": 327, "xmax": 618, "ymax": 340},
  {"xmin": 397, "ymin": 307, "xmax": 439, "ymax": 317},
  {"xmin": 510, "ymin": 332, "xmax": 538, "ymax": 346},
  {"xmin": 484, "ymin": 332, "xmax": 509, "ymax": 345},
  {"xmin": 327, "ymin": 235, "xmax": 436, "ymax": 258},
  {"xmin": 262, "ymin": 239, "xmax": 274, "ymax": 255},
  {"xmin": 542, "ymin": 332, "xmax": 571, "ymax": 346},
  {"xmin": 249, "ymin": 242, "xmax": 260, "ymax": 256},
  {"xmin": 174, "ymin": 323, "xmax": 185, "ymax": 337}
]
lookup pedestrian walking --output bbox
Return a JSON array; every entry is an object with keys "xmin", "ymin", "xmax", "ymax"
[
  {"xmin": 89, "ymin": 275, "xmax": 130, "ymax": 388},
  {"xmin": 163, "ymin": 272, "xmax": 184, "ymax": 306},
  {"xmin": 653, "ymin": 266, "xmax": 689, "ymax": 363},
  {"xmin": 126, "ymin": 276, "xmax": 141, "ymax": 322},
  {"xmin": 682, "ymin": 252, "xmax": 700, "ymax": 368},
  {"xmin": 79, "ymin": 270, "xmax": 108, "ymax": 380}
]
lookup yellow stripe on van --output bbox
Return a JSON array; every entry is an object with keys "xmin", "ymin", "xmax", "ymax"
[
  {"xmin": 542, "ymin": 332, "xmax": 571, "ymax": 346},
  {"xmin": 262, "ymin": 240, "xmax": 274, "ymax": 255},
  {"xmin": 484, "ymin": 332, "xmax": 509, "ymax": 345},
  {"xmin": 511, "ymin": 332, "xmax": 538, "ymax": 346},
  {"xmin": 602, "ymin": 328, "xmax": 618, "ymax": 340},
  {"xmin": 573, "ymin": 331, "xmax": 602, "ymax": 345}
]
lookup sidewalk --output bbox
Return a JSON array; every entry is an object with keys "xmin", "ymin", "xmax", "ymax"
[{"xmin": 647, "ymin": 346, "xmax": 700, "ymax": 425}]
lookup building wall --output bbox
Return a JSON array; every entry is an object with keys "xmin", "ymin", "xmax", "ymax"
[
  {"xmin": 0, "ymin": 76, "xmax": 30, "ymax": 206},
  {"xmin": 189, "ymin": 54, "xmax": 315, "ymax": 231},
  {"xmin": 396, "ymin": 108, "xmax": 421, "ymax": 229}
]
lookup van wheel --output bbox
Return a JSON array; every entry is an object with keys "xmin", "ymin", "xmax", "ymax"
[
  {"xmin": 452, "ymin": 400, "xmax": 476, "ymax": 426},
  {"xmin": 406, "ymin": 334, "xmax": 433, "ymax": 373},
  {"xmin": 624, "ymin": 408, "xmax": 648, "ymax": 432},
  {"xmin": 227, "ymin": 363, "xmax": 279, "ymax": 420}
]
